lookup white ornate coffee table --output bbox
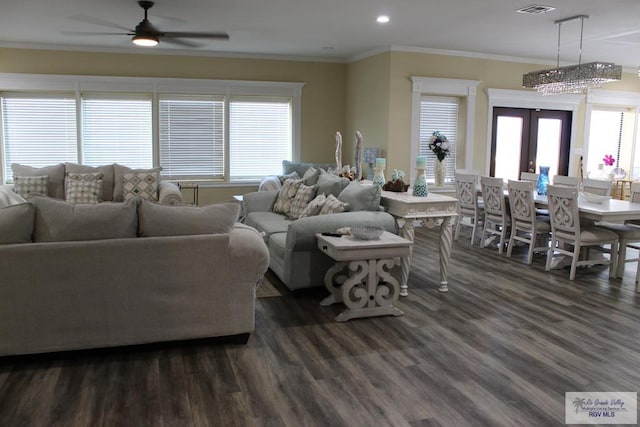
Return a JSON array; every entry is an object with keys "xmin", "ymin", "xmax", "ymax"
[{"xmin": 317, "ymin": 231, "xmax": 412, "ymax": 322}]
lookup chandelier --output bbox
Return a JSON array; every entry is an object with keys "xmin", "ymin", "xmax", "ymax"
[{"xmin": 522, "ymin": 15, "xmax": 622, "ymax": 95}]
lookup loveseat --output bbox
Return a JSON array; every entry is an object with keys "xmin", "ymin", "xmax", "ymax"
[
  {"xmin": 244, "ymin": 161, "xmax": 398, "ymax": 291},
  {"xmin": 0, "ymin": 195, "xmax": 269, "ymax": 356},
  {"xmin": 2, "ymin": 162, "xmax": 182, "ymax": 206}
]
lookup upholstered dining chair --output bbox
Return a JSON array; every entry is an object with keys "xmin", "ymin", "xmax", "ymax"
[
  {"xmin": 454, "ymin": 172, "xmax": 484, "ymax": 245},
  {"xmin": 553, "ymin": 175, "xmax": 579, "ymax": 188},
  {"xmin": 545, "ymin": 185, "xmax": 619, "ymax": 280},
  {"xmin": 582, "ymin": 178, "xmax": 612, "ymax": 196},
  {"xmin": 506, "ymin": 180, "xmax": 551, "ymax": 264},
  {"xmin": 480, "ymin": 176, "xmax": 511, "ymax": 254}
]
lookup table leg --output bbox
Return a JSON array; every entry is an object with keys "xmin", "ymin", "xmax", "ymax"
[
  {"xmin": 398, "ymin": 219, "xmax": 415, "ymax": 297},
  {"xmin": 320, "ymin": 261, "xmax": 349, "ymax": 306},
  {"xmin": 438, "ymin": 216, "xmax": 455, "ymax": 293}
]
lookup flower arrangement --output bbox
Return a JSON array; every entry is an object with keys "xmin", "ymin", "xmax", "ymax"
[
  {"xmin": 428, "ymin": 131, "xmax": 451, "ymax": 162},
  {"xmin": 602, "ymin": 154, "xmax": 615, "ymax": 166}
]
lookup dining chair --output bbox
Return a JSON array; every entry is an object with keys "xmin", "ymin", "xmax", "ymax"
[
  {"xmin": 545, "ymin": 185, "xmax": 619, "ymax": 280},
  {"xmin": 552, "ymin": 175, "xmax": 579, "ymax": 188},
  {"xmin": 582, "ymin": 178, "xmax": 612, "ymax": 196},
  {"xmin": 480, "ymin": 176, "xmax": 511, "ymax": 254},
  {"xmin": 454, "ymin": 172, "xmax": 484, "ymax": 245},
  {"xmin": 520, "ymin": 172, "xmax": 539, "ymax": 183},
  {"xmin": 506, "ymin": 180, "xmax": 550, "ymax": 264}
]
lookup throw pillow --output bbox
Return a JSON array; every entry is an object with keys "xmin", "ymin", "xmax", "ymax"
[
  {"xmin": 113, "ymin": 164, "xmax": 162, "ymax": 202},
  {"xmin": 272, "ymin": 178, "xmax": 303, "ymax": 215},
  {"xmin": 13, "ymin": 175, "xmax": 49, "ymax": 199},
  {"xmin": 319, "ymin": 194, "xmax": 348, "ymax": 215},
  {"xmin": 0, "ymin": 186, "xmax": 27, "ymax": 208},
  {"xmin": 65, "ymin": 172, "xmax": 104, "ymax": 204},
  {"xmin": 302, "ymin": 167, "xmax": 321, "ymax": 185},
  {"xmin": 0, "ymin": 203, "xmax": 34, "ymax": 244},
  {"xmin": 282, "ymin": 160, "xmax": 335, "ymax": 178},
  {"xmin": 316, "ymin": 172, "xmax": 350, "ymax": 197},
  {"xmin": 298, "ymin": 194, "xmax": 327, "ymax": 218},
  {"xmin": 138, "ymin": 199, "xmax": 240, "ymax": 237},
  {"xmin": 29, "ymin": 195, "xmax": 138, "ymax": 242},
  {"xmin": 288, "ymin": 184, "xmax": 318, "ymax": 219},
  {"xmin": 338, "ymin": 181, "xmax": 381, "ymax": 211},
  {"xmin": 11, "ymin": 163, "xmax": 65, "ymax": 199},
  {"xmin": 122, "ymin": 170, "xmax": 160, "ymax": 202},
  {"xmin": 65, "ymin": 163, "xmax": 115, "ymax": 202},
  {"xmin": 277, "ymin": 171, "xmax": 300, "ymax": 184}
]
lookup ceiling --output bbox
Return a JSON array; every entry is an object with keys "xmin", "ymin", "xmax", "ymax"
[{"xmin": 1, "ymin": 0, "xmax": 640, "ymax": 69}]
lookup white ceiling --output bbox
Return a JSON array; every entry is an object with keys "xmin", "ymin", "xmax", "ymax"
[{"xmin": 1, "ymin": 0, "xmax": 640, "ymax": 69}]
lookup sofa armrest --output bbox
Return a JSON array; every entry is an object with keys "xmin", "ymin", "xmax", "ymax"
[
  {"xmin": 243, "ymin": 190, "xmax": 278, "ymax": 214},
  {"xmin": 286, "ymin": 211, "xmax": 398, "ymax": 252},
  {"xmin": 158, "ymin": 181, "xmax": 183, "ymax": 206},
  {"xmin": 229, "ymin": 224, "xmax": 270, "ymax": 284}
]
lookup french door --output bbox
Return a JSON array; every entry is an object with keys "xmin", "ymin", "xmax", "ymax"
[{"xmin": 490, "ymin": 108, "xmax": 572, "ymax": 180}]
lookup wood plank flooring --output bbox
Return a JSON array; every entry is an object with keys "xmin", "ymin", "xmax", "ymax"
[{"xmin": 1, "ymin": 227, "xmax": 639, "ymax": 426}]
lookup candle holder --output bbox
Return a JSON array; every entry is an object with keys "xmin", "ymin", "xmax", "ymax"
[
  {"xmin": 412, "ymin": 168, "xmax": 428, "ymax": 197},
  {"xmin": 372, "ymin": 166, "xmax": 386, "ymax": 187}
]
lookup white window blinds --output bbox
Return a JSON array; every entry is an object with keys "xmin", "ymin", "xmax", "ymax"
[
  {"xmin": 419, "ymin": 96, "xmax": 459, "ymax": 183},
  {"xmin": 159, "ymin": 96, "xmax": 225, "ymax": 180},
  {"xmin": 1, "ymin": 94, "xmax": 77, "ymax": 182},
  {"xmin": 81, "ymin": 95, "xmax": 153, "ymax": 168},
  {"xmin": 229, "ymin": 98, "xmax": 292, "ymax": 180}
]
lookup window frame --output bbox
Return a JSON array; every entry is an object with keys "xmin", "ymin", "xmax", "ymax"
[{"xmin": 0, "ymin": 73, "xmax": 304, "ymax": 185}]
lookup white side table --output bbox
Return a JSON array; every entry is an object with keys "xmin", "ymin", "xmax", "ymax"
[{"xmin": 316, "ymin": 232, "xmax": 412, "ymax": 322}]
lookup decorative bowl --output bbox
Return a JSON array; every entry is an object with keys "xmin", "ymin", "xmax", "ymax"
[
  {"xmin": 350, "ymin": 225, "xmax": 384, "ymax": 240},
  {"xmin": 579, "ymin": 192, "xmax": 610, "ymax": 204}
]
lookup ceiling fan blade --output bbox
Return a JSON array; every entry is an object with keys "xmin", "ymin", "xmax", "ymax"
[
  {"xmin": 162, "ymin": 31, "xmax": 230, "ymax": 40},
  {"xmin": 159, "ymin": 37, "xmax": 202, "ymax": 48},
  {"xmin": 62, "ymin": 31, "xmax": 131, "ymax": 36},
  {"xmin": 68, "ymin": 15, "xmax": 134, "ymax": 33}
]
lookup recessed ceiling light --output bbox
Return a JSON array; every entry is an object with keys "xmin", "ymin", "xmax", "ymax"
[{"xmin": 376, "ymin": 15, "xmax": 390, "ymax": 24}]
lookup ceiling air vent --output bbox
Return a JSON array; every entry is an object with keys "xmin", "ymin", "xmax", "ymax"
[{"xmin": 516, "ymin": 5, "xmax": 556, "ymax": 15}]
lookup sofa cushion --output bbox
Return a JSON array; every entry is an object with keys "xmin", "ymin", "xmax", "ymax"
[
  {"xmin": 122, "ymin": 170, "xmax": 160, "ymax": 202},
  {"xmin": 272, "ymin": 178, "xmax": 303, "ymax": 215},
  {"xmin": 29, "ymin": 195, "xmax": 138, "ymax": 242},
  {"xmin": 338, "ymin": 181, "xmax": 381, "ymax": 211},
  {"xmin": 65, "ymin": 172, "xmax": 103, "ymax": 204},
  {"xmin": 302, "ymin": 167, "xmax": 321, "ymax": 185},
  {"xmin": 319, "ymin": 194, "xmax": 348, "ymax": 215},
  {"xmin": 299, "ymin": 194, "xmax": 326, "ymax": 218},
  {"xmin": 288, "ymin": 184, "xmax": 317, "ymax": 219},
  {"xmin": 245, "ymin": 211, "xmax": 292, "ymax": 239},
  {"xmin": 138, "ymin": 199, "xmax": 240, "ymax": 237},
  {"xmin": 0, "ymin": 203, "xmax": 34, "ymax": 244},
  {"xmin": 316, "ymin": 172, "xmax": 350, "ymax": 197},
  {"xmin": 282, "ymin": 160, "xmax": 334, "ymax": 178},
  {"xmin": 12, "ymin": 163, "xmax": 65, "ymax": 199},
  {"xmin": 65, "ymin": 163, "xmax": 115, "ymax": 202},
  {"xmin": 13, "ymin": 175, "xmax": 49, "ymax": 199},
  {"xmin": 113, "ymin": 164, "xmax": 162, "ymax": 202},
  {"xmin": 0, "ymin": 186, "xmax": 27, "ymax": 209}
]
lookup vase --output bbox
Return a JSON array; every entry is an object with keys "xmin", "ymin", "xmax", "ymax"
[
  {"xmin": 537, "ymin": 166, "xmax": 550, "ymax": 196},
  {"xmin": 413, "ymin": 168, "xmax": 428, "ymax": 197},
  {"xmin": 372, "ymin": 167, "xmax": 385, "ymax": 187},
  {"xmin": 434, "ymin": 160, "xmax": 446, "ymax": 186}
]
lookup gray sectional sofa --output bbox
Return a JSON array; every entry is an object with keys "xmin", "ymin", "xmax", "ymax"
[{"xmin": 0, "ymin": 196, "xmax": 269, "ymax": 356}]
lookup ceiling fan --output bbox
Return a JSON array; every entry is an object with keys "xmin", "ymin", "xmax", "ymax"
[{"xmin": 67, "ymin": 1, "xmax": 229, "ymax": 48}]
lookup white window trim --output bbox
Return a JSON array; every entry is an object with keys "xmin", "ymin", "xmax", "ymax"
[
  {"xmin": 485, "ymin": 88, "xmax": 581, "ymax": 176},
  {"xmin": 410, "ymin": 76, "xmax": 480, "ymax": 185},
  {"xmin": 0, "ymin": 73, "xmax": 305, "ymax": 185}
]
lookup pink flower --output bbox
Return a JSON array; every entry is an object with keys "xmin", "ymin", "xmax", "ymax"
[{"xmin": 603, "ymin": 154, "xmax": 615, "ymax": 166}]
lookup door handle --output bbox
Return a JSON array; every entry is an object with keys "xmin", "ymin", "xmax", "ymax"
[{"xmin": 528, "ymin": 160, "xmax": 535, "ymax": 173}]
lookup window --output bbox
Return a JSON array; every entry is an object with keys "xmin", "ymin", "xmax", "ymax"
[
  {"xmin": 1, "ymin": 94, "xmax": 77, "ymax": 181},
  {"xmin": 586, "ymin": 109, "xmax": 625, "ymax": 174},
  {"xmin": 418, "ymin": 96, "xmax": 458, "ymax": 183}
]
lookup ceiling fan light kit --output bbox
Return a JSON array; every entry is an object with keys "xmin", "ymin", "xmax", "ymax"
[
  {"xmin": 522, "ymin": 15, "xmax": 622, "ymax": 95},
  {"xmin": 132, "ymin": 35, "xmax": 158, "ymax": 46}
]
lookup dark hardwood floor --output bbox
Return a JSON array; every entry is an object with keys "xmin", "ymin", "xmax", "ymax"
[{"xmin": 1, "ymin": 227, "xmax": 639, "ymax": 427}]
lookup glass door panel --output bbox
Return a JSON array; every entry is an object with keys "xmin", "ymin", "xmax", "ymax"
[
  {"xmin": 535, "ymin": 118, "xmax": 562, "ymax": 178},
  {"xmin": 494, "ymin": 116, "xmax": 523, "ymax": 181}
]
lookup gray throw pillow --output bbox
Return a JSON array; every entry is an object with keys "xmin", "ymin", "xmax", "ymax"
[
  {"xmin": 282, "ymin": 160, "xmax": 335, "ymax": 177},
  {"xmin": 113, "ymin": 164, "xmax": 162, "ymax": 202},
  {"xmin": 13, "ymin": 175, "xmax": 48, "ymax": 199},
  {"xmin": 11, "ymin": 163, "xmax": 65, "ymax": 199},
  {"xmin": 302, "ymin": 167, "xmax": 321, "ymax": 185},
  {"xmin": 0, "ymin": 203, "xmax": 34, "ymax": 244},
  {"xmin": 137, "ymin": 199, "xmax": 240, "ymax": 237},
  {"xmin": 338, "ymin": 181, "xmax": 381, "ymax": 211},
  {"xmin": 65, "ymin": 163, "xmax": 115, "ymax": 202},
  {"xmin": 316, "ymin": 172, "xmax": 350, "ymax": 197},
  {"xmin": 29, "ymin": 195, "xmax": 138, "ymax": 242}
]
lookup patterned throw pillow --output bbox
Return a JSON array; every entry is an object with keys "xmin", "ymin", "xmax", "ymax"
[
  {"xmin": 13, "ymin": 175, "xmax": 49, "ymax": 199},
  {"xmin": 299, "ymin": 194, "xmax": 327, "ymax": 218},
  {"xmin": 65, "ymin": 172, "xmax": 104, "ymax": 204},
  {"xmin": 122, "ymin": 171, "xmax": 160, "ymax": 202},
  {"xmin": 319, "ymin": 194, "xmax": 348, "ymax": 215},
  {"xmin": 272, "ymin": 179, "xmax": 303, "ymax": 215},
  {"xmin": 288, "ymin": 184, "xmax": 317, "ymax": 219}
]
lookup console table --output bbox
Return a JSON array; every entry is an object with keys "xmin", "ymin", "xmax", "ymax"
[{"xmin": 380, "ymin": 191, "xmax": 458, "ymax": 294}]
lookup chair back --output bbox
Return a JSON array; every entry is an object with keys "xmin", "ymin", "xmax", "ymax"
[
  {"xmin": 553, "ymin": 175, "xmax": 579, "ymax": 188},
  {"xmin": 547, "ymin": 185, "xmax": 580, "ymax": 242},
  {"xmin": 582, "ymin": 178, "xmax": 612, "ymax": 196},
  {"xmin": 520, "ymin": 172, "xmax": 539, "ymax": 183},
  {"xmin": 481, "ymin": 176, "xmax": 507, "ymax": 220},
  {"xmin": 507, "ymin": 180, "xmax": 536, "ymax": 226},
  {"xmin": 455, "ymin": 173, "xmax": 479, "ymax": 212}
]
